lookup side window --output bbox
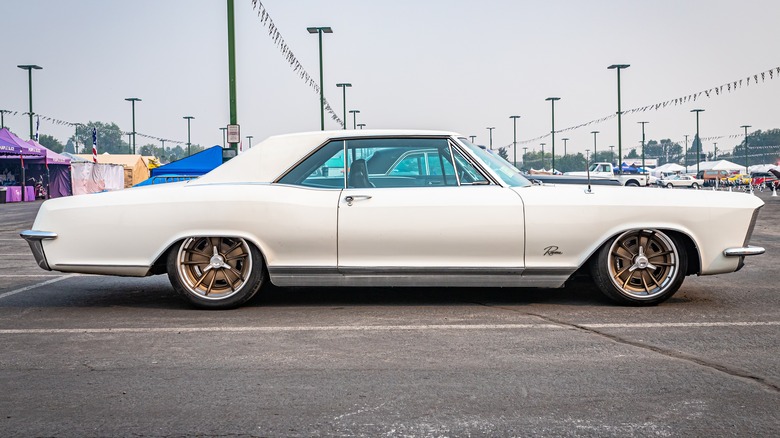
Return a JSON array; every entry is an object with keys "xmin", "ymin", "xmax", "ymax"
[
  {"xmin": 277, "ymin": 140, "xmax": 346, "ymax": 188},
  {"xmin": 347, "ymin": 138, "xmax": 457, "ymax": 188},
  {"xmin": 451, "ymin": 146, "xmax": 489, "ymax": 185}
]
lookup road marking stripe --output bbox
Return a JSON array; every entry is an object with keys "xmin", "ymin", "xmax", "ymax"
[
  {"xmin": 582, "ymin": 321, "xmax": 780, "ymax": 328},
  {"xmin": 0, "ymin": 274, "xmax": 79, "ymax": 300},
  {"xmin": 0, "ymin": 321, "xmax": 777, "ymax": 335}
]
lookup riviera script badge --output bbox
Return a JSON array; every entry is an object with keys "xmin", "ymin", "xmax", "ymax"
[{"xmin": 543, "ymin": 246, "xmax": 562, "ymax": 256}]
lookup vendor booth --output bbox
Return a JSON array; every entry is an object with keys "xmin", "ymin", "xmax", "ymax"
[
  {"xmin": 25, "ymin": 139, "xmax": 72, "ymax": 199},
  {"xmin": 0, "ymin": 128, "xmax": 45, "ymax": 203}
]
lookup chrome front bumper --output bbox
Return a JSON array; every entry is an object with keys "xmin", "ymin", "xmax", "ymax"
[
  {"xmin": 20, "ymin": 230, "xmax": 57, "ymax": 271},
  {"xmin": 723, "ymin": 246, "xmax": 766, "ymax": 257}
]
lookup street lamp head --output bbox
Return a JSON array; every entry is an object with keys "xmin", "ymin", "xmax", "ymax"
[
  {"xmin": 336, "ymin": 83, "xmax": 352, "ymax": 88},
  {"xmin": 357, "ymin": 123, "xmax": 366, "ymax": 129},
  {"xmin": 691, "ymin": 109, "xmax": 705, "ymax": 113},
  {"xmin": 17, "ymin": 64, "xmax": 43, "ymax": 71},
  {"xmin": 183, "ymin": 116, "xmax": 194, "ymax": 120},
  {"xmin": 509, "ymin": 115, "xmax": 521, "ymax": 119},
  {"xmin": 307, "ymin": 27, "xmax": 333, "ymax": 34},
  {"xmin": 545, "ymin": 97, "xmax": 560, "ymax": 102},
  {"xmin": 562, "ymin": 138, "xmax": 569, "ymax": 141},
  {"xmin": 349, "ymin": 109, "xmax": 360, "ymax": 114},
  {"xmin": 125, "ymin": 97, "xmax": 142, "ymax": 102},
  {"xmin": 591, "ymin": 131, "xmax": 599, "ymax": 134},
  {"xmin": 608, "ymin": 64, "xmax": 630, "ymax": 70}
]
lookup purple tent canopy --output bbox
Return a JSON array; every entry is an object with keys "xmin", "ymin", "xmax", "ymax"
[
  {"xmin": 27, "ymin": 140, "xmax": 71, "ymax": 165},
  {"xmin": 0, "ymin": 128, "xmax": 45, "ymax": 157}
]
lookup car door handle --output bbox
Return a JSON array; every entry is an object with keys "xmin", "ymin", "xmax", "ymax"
[{"xmin": 344, "ymin": 195, "xmax": 372, "ymax": 206}]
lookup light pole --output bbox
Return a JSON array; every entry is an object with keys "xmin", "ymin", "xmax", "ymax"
[
  {"xmin": 487, "ymin": 127, "xmax": 495, "ymax": 149},
  {"xmin": 608, "ymin": 64, "xmax": 630, "ymax": 173},
  {"xmin": 127, "ymin": 133, "xmax": 132, "ymax": 154},
  {"xmin": 307, "ymin": 26, "xmax": 333, "ymax": 130},
  {"xmin": 469, "ymin": 135, "xmax": 476, "ymax": 143},
  {"xmin": 183, "ymin": 116, "xmax": 194, "ymax": 156},
  {"xmin": 714, "ymin": 142, "xmax": 718, "ymax": 160},
  {"xmin": 741, "ymin": 125, "xmax": 751, "ymax": 173},
  {"xmin": 590, "ymin": 131, "xmax": 599, "ymax": 162},
  {"xmin": 17, "ymin": 64, "xmax": 43, "ymax": 139},
  {"xmin": 246, "ymin": 135, "xmax": 253, "ymax": 148},
  {"xmin": 522, "ymin": 147, "xmax": 529, "ymax": 166},
  {"xmin": 540, "ymin": 143, "xmax": 546, "ymax": 169},
  {"xmin": 220, "ymin": 127, "xmax": 227, "ymax": 148},
  {"xmin": 125, "ymin": 97, "xmax": 141, "ymax": 154},
  {"xmin": 562, "ymin": 138, "xmax": 569, "ymax": 156},
  {"xmin": 691, "ymin": 109, "xmax": 705, "ymax": 174},
  {"xmin": 357, "ymin": 123, "xmax": 365, "ymax": 130},
  {"xmin": 684, "ymin": 134, "xmax": 689, "ymax": 170},
  {"xmin": 226, "ymin": 0, "xmax": 239, "ymax": 153},
  {"xmin": 0, "ymin": 110, "xmax": 11, "ymax": 129},
  {"xmin": 349, "ymin": 110, "xmax": 360, "ymax": 130},
  {"xmin": 609, "ymin": 145, "xmax": 615, "ymax": 165},
  {"xmin": 638, "ymin": 121, "xmax": 649, "ymax": 172},
  {"xmin": 545, "ymin": 97, "xmax": 560, "ymax": 172},
  {"xmin": 336, "ymin": 83, "xmax": 351, "ymax": 130},
  {"xmin": 510, "ymin": 116, "xmax": 520, "ymax": 166}
]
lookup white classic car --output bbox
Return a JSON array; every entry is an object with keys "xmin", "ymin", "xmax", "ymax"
[
  {"xmin": 22, "ymin": 130, "xmax": 765, "ymax": 309},
  {"xmin": 658, "ymin": 174, "xmax": 705, "ymax": 189}
]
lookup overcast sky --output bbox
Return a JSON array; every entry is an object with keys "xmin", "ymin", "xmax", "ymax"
[{"xmin": 2, "ymin": 0, "xmax": 779, "ymax": 158}]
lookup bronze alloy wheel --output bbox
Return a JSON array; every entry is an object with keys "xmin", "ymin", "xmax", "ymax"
[
  {"xmin": 590, "ymin": 228, "xmax": 688, "ymax": 306},
  {"xmin": 606, "ymin": 229, "xmax": 679, "ymax": 300},
  {"xmin": 175, "ymin": 236, "xmax": 253, "ymax": 301}
]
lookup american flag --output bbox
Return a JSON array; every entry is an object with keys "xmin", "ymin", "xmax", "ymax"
[{"xmin": 91, "ymin": 128, "xmax": 97, "ymax": 163}]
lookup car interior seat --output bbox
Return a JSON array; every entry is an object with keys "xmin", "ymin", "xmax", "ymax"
[{"xmin": 348, "ymin": 159, "xmax": 374, "ymax": 188}]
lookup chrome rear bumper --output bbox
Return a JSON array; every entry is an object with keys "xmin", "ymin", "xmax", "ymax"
[{"xmin": 20, "ymin": 230, "xmax": 57, "ymax": 271}]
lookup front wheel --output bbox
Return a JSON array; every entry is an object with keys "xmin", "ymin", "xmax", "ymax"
[
  {"xmin": 691, "ymin": 182, "xmax": 699, "ymax": 189},
  {"xmin": 590, "ymin": 229, "xmax": 687, "ymax": 306},
  {"xmin": 666, "ymin": 183, "xmax": 673, "ymax": 188},
  {"xmin": 167, "ymin": 236, "xmax": 265, "ymax": 309}
]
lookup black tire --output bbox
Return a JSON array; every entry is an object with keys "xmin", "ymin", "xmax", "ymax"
[
  {"xmin": 590, "ymin": 229, "xmax": 687, "ymax": 306},
  {"xmin": 665, "ymin": 183, "xmax": 673, "ymax": 188},
  {"xmin": 691, "ymin": 182, "xmax": 699, "ymax": 189},
  {"xmin": 166, "ymin": 236, "xmax": 265, "ymax": 309},
  {"xmin": 626, "ymin": 181, "xmax": 640, "ymax": 187}
]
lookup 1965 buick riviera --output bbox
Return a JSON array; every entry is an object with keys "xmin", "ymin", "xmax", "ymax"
[{"xmin": 22, "ymin": 130, "xmax": 764, "ymax": 309}]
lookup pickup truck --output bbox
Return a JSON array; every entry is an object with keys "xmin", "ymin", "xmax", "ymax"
[{"xmin": 564, "ymin": 162, "xmax": 649, "ymax": 187}]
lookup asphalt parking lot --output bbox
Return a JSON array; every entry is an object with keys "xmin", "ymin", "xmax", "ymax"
[{"xmin": 1, "ymin": 190, "xmax": 778, "ymax": 437}]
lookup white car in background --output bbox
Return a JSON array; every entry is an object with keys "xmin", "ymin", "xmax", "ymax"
[
  {"xmin": 22, "ymin": 130, "xmax": 764, "ymax": 309},
  {"xmin": 658, "ymin": 174, "xmax": 705, "ymax": 189}
]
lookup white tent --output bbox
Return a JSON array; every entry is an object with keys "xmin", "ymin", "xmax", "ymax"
[
  {"xmin": 749, "ymin": 164, "xmax": 780, "ymax": 173},
  {"xmin": 685, "ymin": 159, "xmax": 744, "ymax": 173},
  {"xmin": 652, "ymin": 163, "xmax": 685, "ymax": 177}
]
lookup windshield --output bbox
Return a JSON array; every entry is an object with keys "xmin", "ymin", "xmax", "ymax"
[{"xmin": 456, "ymin": 137, "xmax": 531, "ymax": 187}]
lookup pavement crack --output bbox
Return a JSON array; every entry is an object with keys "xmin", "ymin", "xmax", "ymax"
[{"xmin": 474, "ymin": 302, "xmax": 780, "ymax": 394}]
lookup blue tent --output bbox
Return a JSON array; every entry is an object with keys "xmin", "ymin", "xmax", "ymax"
[{"xmin": 150, "ymin": 146, "xmax": 223, "ymax": 177}]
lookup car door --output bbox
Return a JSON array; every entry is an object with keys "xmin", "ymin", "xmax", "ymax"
[{"xmin": 336, "ymin": 138, "xmax": 525, "ymax": 281}]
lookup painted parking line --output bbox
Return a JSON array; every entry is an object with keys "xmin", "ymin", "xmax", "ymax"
[
  {"xmin": 0, "ymin": 321, "xmax": 777, "ymax": 335},
  {"xmin": 581, "ymin": 321, "xmax": 780, "ymax": 329},
  {"xmin": 0, "ymin": 274, "xmax": 80, "ymax": 300}
]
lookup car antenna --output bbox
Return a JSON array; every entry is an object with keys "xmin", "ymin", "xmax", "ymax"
[{"xmin": 585, "ymin": 149, "xmax": 593, "ymax": 194}]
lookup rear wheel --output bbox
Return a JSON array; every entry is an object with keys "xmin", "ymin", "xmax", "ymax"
[
  {"xmin": 590, "ymin": 229, "xmax": 687, "ymax": 306},
  {"xmin": 666, "ymin": 183, "xmax": 673, "ymax": 188},
  {"xmin": 167, "ymin": 236, "xmax": 265, "ymax": 309},
  {"xmin": 691, "ymin": 182, "xmax": 699, "ymax": 189}
]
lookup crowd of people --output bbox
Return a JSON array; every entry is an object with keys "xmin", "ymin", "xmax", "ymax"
[{"xmin": 0, "ymin": 168, "xmax": 19, "ymax": 185}]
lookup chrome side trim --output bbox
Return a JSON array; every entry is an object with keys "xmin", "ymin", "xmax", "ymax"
[
  {"xmin": 267, "ymin": 266, "xmax": 574, "ymax": 288},
  {"xmin": 723, "ymin": 246, "xmax": 766, "ymax": 257},
  {"xmin": 20, "ymin": 230, "xmax": 57, "ymax": 271}
]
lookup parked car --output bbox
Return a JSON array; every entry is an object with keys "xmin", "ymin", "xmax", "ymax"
[
  {"xmin": 658, "ymin": 174, "xmax": 704, "ymax": 189},
  {"xmin": 696, "ymin": 169, "xmax": 730, "ymax": 187},
  {"xmin": 21, "ymin": 130, "xmax": 765, "ymax": 309},
  {"xmin": 749, "ymin": 172, "xmax": 779, "ymax": 189},
  {"xmin": 723, "ymin": 173, "xmax": 752, "ymax": 186}
]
